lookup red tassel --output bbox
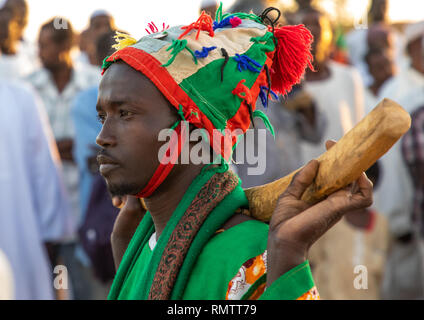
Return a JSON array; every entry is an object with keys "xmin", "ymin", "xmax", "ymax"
[
  {"xmin": 179, "ymin": 11, "xmax": 214, "ymax": 40},
  {"xmin": 232, "ymin": 79, "xmax": 253, "ymax": 106},
  {"xmin": 270, "ymin": 24, "xmax": 314, "ymax": 95}
]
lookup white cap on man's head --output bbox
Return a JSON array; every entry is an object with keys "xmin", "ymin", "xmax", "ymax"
[
  {"xmin": 0, "ymin": 0, "xmax": 7, "ymax": 10},
  {"xmin": 404, "ymin": 21, "xmax": 424, "ymax": 44},
  {"xmin": 90, "ymin": 9, "xmax": 112, "ymax": 20},
  {"xmin": 201, "ymin": 0, "xmax": 217, "ymax": 8}
]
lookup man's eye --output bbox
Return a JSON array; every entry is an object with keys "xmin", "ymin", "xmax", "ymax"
[
  {"xmin": 97, "ymin": 114, "xmax": 106, "ymax": 124},
  {"xmin": 120, "ymin": 110, "xmax": 134, "ymax": 118}
]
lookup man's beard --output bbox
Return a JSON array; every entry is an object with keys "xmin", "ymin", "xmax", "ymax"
[{"xmin": 105, "ymin": 180, "xmax": 142, "ymax": 197}]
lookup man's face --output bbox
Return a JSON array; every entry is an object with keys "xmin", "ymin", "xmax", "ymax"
[
  {"xmin": 295, "ymin": 0, "xmax": 313, "ymax": 9},
  {"xmin": 96, "ymin": 62, "xmax": 178, "ymax": 196},
  {"xmin": 302, "ymin": 11, "xmax": 333, "ymax": 64},
  {"xmin": 367, "ymin": 50, "xmax": 395, "ymax": 84},
  {"xmin": 7, "ymin": 0, "xmax": 28, "ymax": 37},
  {"xmin": 370, "ymin": 0, "xmax": 388, "ymax": 23},
  {"xmin": 367, "ymin": 25, "xmax": 394, "ymax": 51},
  {"xmin": 38, "ymin": 28, "xmax": 68, "ymax": 69},
  {"xmin": 0, "ymin": 7, "xmax": 17, "ymax": 47},
  {"xmin": 90, "ymin": 15, "xmax": 114, "ymax": 38}
]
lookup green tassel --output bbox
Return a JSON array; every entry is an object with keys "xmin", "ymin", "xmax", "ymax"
[
  {"xmin": 176, "ymin": 105, "xmax": 186, "ymax": 121},
  {"xmin": 102, "ymin": 56, "xmax": 113, "ymax": 70},
  {"xmin": 222, "ymin": 12, "xmax": 262, "ymax": 24},
  {"xmin": 251, "ymin": 32, "xmax": 274, "ymax": 43},
  {"xmin": 216, "ymin": 2, "xmax": 261, "ymax": 24},
  {"xmin": 215, "ymin": 2, "xmax": 223, "ymax": 22},
  {"xmin": 253, "ymin": 110, "xmax": 275, "ymax": 138},
  {"xmin": 169, "ymin": 104, "xmax": 187, "ymax": 131},
  {"xmin": 169, "ymin": 120, "xmax": 180, "ymax": 131},
  {"xmin": 162, "ymin": 39, "xmax": 198, "ymax": 67},
  {"xmin": 250, "ymin": 32, "xmax": 275, "ymax": 52}
]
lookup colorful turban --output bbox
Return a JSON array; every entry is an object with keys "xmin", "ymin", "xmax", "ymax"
[{"xmin": 101, "ymin": 5, "xmax": 313, "ymax": 197}]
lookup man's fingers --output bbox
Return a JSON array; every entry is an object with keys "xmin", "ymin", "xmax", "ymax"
[
  {"xmin": 112, "ymin": 196, "xmax": 124, "ymax": 208},
  {"xmin": 280, "ymin": 160, "xmax": 319, "ymax": 201},
  {"xmin": 354, "ymin": 172, "xmax": 374, "ymax": 204},
  {"xmin": 291, "ymin": 174, "xmax": 373, "ymax": 244},
  {"xmin": 112, "ymin": 195, "xmax": 145, "ymax": 238},
  {"xmin": 124, "ymin": 195, "xmax": 144, "ymax": 212}
]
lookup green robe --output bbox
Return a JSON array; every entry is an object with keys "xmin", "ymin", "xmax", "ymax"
[{"xmin": 108, "ymin": 165, "xmax": 316, "ymax": 300}]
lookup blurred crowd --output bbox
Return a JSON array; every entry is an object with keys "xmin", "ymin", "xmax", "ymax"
[{"xmin": 1, "ymin": 0, "xmax": 424, "ymax": 300}]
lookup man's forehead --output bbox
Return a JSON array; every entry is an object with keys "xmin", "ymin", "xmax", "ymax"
[
  {"xmin": 98, "ymin": 63, "xmax": 157, "ymax": 105},
  {"xmin": 38, "ymin": 27, "xmax": 54, "ymax": 40},
  {"xmin": 0, "ymin": 7, "xmax": 12, "ymax": 19}
]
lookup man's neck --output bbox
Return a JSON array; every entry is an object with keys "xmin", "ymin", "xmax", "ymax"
[
  {"xmin": 47, "ymin": 62, "xmax": 73, "ymax": 93},
  {"xmin": 144, "ymin": 164, "xmax": 204, "ymax": 239}
]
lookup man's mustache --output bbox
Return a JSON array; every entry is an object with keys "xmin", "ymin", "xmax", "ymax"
[{"xmin": 97, "ymin": 149, "xmax": 121, "ymax": 165}]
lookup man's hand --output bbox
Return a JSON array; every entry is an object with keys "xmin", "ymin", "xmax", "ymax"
[
  {"xmin": 111, "ymin": 196, "xmax": 146, "ymax": 270},
  {"xmin": 266, "ymin": 141, "xmax": 373, "ymax": 287}
]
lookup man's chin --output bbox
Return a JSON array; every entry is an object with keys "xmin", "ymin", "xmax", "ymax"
[{"xmin": 103, "ymin": 178, "xmax": 142, "ymax": 197}]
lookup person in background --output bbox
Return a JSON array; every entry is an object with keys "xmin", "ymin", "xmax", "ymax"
[
  {"xmin": 72, "ymin": 30, "xmax": 117, "ymax": 217},
  {"xmin": 200, "ymin": 0, "xmax": 218, "ymax": 18},
  {"xmin": 76, "ymin": 10, "xmax": 116, "ymax": 68},
  {"xmin": 5, "ymin": 0, "xmax": 26, "ymax": 40},
  {"xmin": 309, "ymin": 161, "xmax": 390, "ymax": 300},
  {"xmin": 26, "ymin": 17, "xmax": 100, "ymax": 300},
  {"xmin": 0, "ymin": 0, "xmax": 34, "ymax": 79},
  {"xmin": 284, "ymin": 0, "xmax": 313, "ymax": 25},
  {"xmin": 365, "ymin": 21, "xmax": 424, "ymax": 300},
  {"xmin": 380, "ymin": 21, "xmax": 424, "ymax": 102},
  {"xmin": 0, "ymin": 80, "xmax": 73, "ymax": 299},
  {"xmin": 363, "ymin": 25, "xmax": 397, "ymax": 109},
  {"xmin": 228, "ymin": 0, "xmax": 266, "ymax": 15},
  {"xmin": 402, "ymin": 104, "xmax": 424, "ymax": 299},
  {"xmin": 296, "ymin": 7, "xmax": 365, "ymax": 163},
  {"xmin": 345, "ymin": 0, "xmax": 405, "ymax": 87},
  {"xmin": 5, "ymin": 0, "xmax": 37, "ymax": 65},
  {"xmin": 77, "ymin": 29, "xmax": 93, "ymax": 67},
  {"xmin": 71, "ymin": 31, "xmax": 118, "ymax": 299},
  {"xmin": 331, "ymin": 26, "xmax": 350, "ymax": 65}
]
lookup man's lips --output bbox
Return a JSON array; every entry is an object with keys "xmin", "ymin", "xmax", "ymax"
[{"xmin": 97, "ymin": 154, "xmax": 121, "ymax": 175}]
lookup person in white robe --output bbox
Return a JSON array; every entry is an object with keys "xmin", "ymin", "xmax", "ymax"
[
  {"xmin": 26, "ymin": 17, "xmax": 101, "ymax": 300},
  {"xmin": 296, "ymin": 8, "xmax": 365, "ymax": 164},
  {"xmin": 0, "ymin": 81, "xmax": 73, "ymax": 299},
  {"xmin": 379, "ymin": 21, "xmax": 424, "ymax": 103},
  {"xmin": 363, "ymin": 21, "xmax": 424, "ymax": 299},
  {"xmin": 0, "ymin": 1, "xmax": 35, "ymax": 80},
  {"xmin": 345, "ymin": 0, "xmax": 406, "ymax": 87}
]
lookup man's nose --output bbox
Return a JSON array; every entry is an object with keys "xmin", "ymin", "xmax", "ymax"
[{"xmin": 96, "ymin": 121, "xmax": 117, "ymax": 148}]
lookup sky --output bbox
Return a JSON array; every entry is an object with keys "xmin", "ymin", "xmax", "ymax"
[
  {"xmin": 24, "ymin": 0, "xmax": 424, "ymax": 42},
  {"xmin": 24, "ymin": 0, "xmax": 236, "ymax": 42}
]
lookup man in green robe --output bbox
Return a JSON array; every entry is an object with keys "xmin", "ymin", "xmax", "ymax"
[{"xmin": 95, "ymin": 6, "xmax": 373, "ymax": 300}]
